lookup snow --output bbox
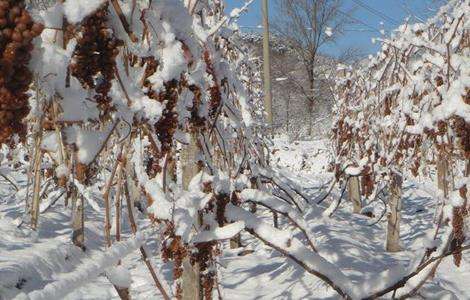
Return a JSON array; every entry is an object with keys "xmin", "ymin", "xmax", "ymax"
[
  {"xmin": 106, "ymin": 265, "xmax": 132, "ymax": 289},
  {"xmin": 146, "ymin": 0, "xmax": 195, "ymax": 91},
  {"xmin": 225, "ymin": 204, "xmax": 293, "ymax": 248},
  {"xmin": 63, "ymin": 0, "xmax": 107, "ymax": 24},
  {"xmin": 0, "ymin": 137, "xmax": 469, "ymax": 299},
  {"xmin": 344, "ymin": 166, "xmax": 362, "ymax": 176},
  {"xmin": 225, "ymin": 204, "xmax": 357, "ymax": 298},
  {"xmin": 450, "ymin": 190, "xmax": 465, "ymax": 207},
  {"xmin": 147, "ymin": 39, "xmax": 187, "ymax": 91},
  {"xmin": 0, "ymin": 218, "xmax": 73, "ymax": 295},
  {"xmin": 145, "ymin": 179, "xmax": 173, "ymax": 221},
  {"xmin": 324, "ymin": 27, "xmax": 333, "ymax": 37},
  {"xmin": 0, "ymin": 1, "xmax": 468, "ymax": 299},
  {"xmin": 64, "ymin": 126, "xmax": 113, "ymax": 164},
  {"xmin": 55, "ymin": 164, "xmax": 69, "ymax": 178},
  {"xmin": 40, "ymin": 132, "xmax": 59, "ymax": 153},
  {"xmin": 38, "ymin": 3, "xmax": 64, "ymax": 29},
  {"xmin": 191, "ymin": 221, "xmax": 245, "ymax": 243},
  {"xmin": 16, "ymin": 233, "xmax": 146, "ymax": 300}
]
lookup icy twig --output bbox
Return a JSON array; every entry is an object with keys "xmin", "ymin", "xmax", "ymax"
[{"xmin": 109, "ymin": 0, "xmax": 138, "ymax": 42}]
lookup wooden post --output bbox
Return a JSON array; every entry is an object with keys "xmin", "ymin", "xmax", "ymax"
[
  {"xmin": 386, "ymin": 172, "xmax": 402, "ymax": 252},
  {"xmin": 72, "ymin": 192, "xmax": 85, "ymax": 250},
  {"xmin": 273, "ymin": 210, "xmax": 279, "ymax": 228},
  {"xmin": 347, "ymin": 176, "xmax": 362, "ymax": 213},
  {"xmin": 181, "ymin": 133, "xmax": 202, "ymax": 300},
  {"xmin": 30, "ymin": 120, "xmax": 44, "ymax": 230},
  {"xmin": 181, "ymin": 136, "xmax": 199, "ymax": 189},
  {"xmin": 437, "ymin": 157, "xmax": 449, "ymax": 198},
  {"xmin": 230, "ymin": 234, "xmax": 242, "ymax": 249}
]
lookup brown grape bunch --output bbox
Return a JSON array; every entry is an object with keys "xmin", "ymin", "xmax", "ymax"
[
  {"xmin": 69, "ymin": 5, "xmax": 122, "ymax": 118},
  {"xmin": 0, "ymin": 0, "xmax": 43, "ymax": 145}
]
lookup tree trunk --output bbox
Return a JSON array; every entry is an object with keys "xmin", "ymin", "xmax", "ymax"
[
  {"xmin": 347, "ymin": 176, "xmax": 362, "ymax": 213},
  {"xmin": 285, "ymin": 93, "xmax": 290, "ymax": 135},
  {"xmin": 181, "ymin": 133, "xmax": 202, "ymax": 300},
  {"xmin": 307, "ymin": 66, "xmax": 315, "ymax": 137},
  {"xmin": 308, "ymin": 103, "xmax": 314, "ymax": 137},
  {"xmin": 386, "ymin": 172, "xmax": 402, "ymax": 252}
]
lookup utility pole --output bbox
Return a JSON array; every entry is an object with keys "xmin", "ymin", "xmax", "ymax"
[
  {"xmin": 262, "ymin": 0, "xmax": 278, "ymax": 227},
  {"xmin": 262, "ymin": 0, "xmax": 273, "ymax": 126}
]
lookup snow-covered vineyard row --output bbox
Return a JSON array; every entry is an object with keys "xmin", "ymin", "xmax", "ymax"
[
  {"xmin": 0, "ymin": 0, "xmax": 468, "ymax": 299},
  {"xmin": 333, "ymin": 0, "xmax": 469, "ymax": 265}
]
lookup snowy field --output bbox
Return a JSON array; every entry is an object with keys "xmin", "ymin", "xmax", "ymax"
[{"xmin": 0, "ymin": 137, "xmax": 468, "ymax": 300}]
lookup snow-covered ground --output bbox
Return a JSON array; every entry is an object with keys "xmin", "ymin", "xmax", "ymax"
[{"xmin": 0, "ymin": 138, "xmax": 468, "ymax": 299}]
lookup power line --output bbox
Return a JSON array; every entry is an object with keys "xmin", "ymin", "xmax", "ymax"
[
  {"xmin": 344, "ymin": 29, "xmax": 377, "ymax": 32},
  {"xmin": 350, "ymin": 0, "xmax": 400, "ymax": 25},
  {"xmin": 240, "ymin": 9, "xmax": 384, "ymax": 35},
  {"xmin": 337, "ymin": 9, "xmax": 382, "ymax": 34}
]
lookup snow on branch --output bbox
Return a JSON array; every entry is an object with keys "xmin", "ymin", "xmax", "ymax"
[
  {"xmin": 225, "ymin": 203, "xmax": 356, "ymax": 299},
  {"xmin": 191, "ymin": 221, "xmax": 245, "ymax": 243},
  {"xmin": 239, "ymin": 189, "xmax": 317, "ymax": 252},
  {"xmin": 16, "ymin": 233, "xmax": 147, "ymax": 300},
  {"xmin": 63, "ymin": 0, "xmax": 107, "ymax": 24}
]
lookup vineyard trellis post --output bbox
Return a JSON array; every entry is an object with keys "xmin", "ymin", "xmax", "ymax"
[
  {"xmin": 230, "ymin": 234, "xmax": 242, "ymax": 249},
  {"xmin": 181, "ymin": 133, "xmax": 202, "ymax": 300},
  {"xmin": 437, "ymin": 155, "xmax": 449, "ymax": 198},
  {"xmin": 72, "ymin": 193, "xmax": 85, "ymax": 250},
  {"xmin": 347, "ymin": 176, "xmax": 362, "ymax": 213},
  {"xmin": 30, "ymin": 116, "xmax": 44, "ymax": 230},
  {"xmin": 386, "ymin": 171, "xmax": 402, "ymax": 252}
]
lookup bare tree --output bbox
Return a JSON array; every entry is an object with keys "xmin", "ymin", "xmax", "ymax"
[{"xmin": 272, "ymin": 0, "xmax": 350, "ymax": 136}]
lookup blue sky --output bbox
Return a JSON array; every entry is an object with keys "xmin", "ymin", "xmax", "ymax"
[{"xmin": 225, "ymin": 0, "xmax": 443, "ymax": 57}]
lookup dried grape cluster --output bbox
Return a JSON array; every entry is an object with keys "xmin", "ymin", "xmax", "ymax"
[
  {"xmin": 153, "ymin": 80, "xmax": 179, "ymax": 159},
  {"xmin": 161, "ymin": 229, "xmax": 187, "ymax": 299},
  {"xmin": 203, "ymin": 50, "xmax": 222, "ymax": 118},
  {"xmin": 451, "ymin": 185, "xmax": 468, "ymax": 267},
  {"xmin": 133, "ymin": 56, "xmax": 180, "ymax": 177},
  {"xmin": 193, "ymin": 241, "xmax": 219, "ymax": 300},
  {"xmin": 0, "ymin": 0, "xmax": 43, "ymax": 144},
  {"xmin": 69, "ymin": 5, "xmax": 122, "ymax": 118},
  {"xmin": 453, "ymin": 116, "xmax": 470, "ymax": 159}
]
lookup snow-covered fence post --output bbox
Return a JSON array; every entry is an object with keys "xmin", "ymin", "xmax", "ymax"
[
  {"xmin": 347, "ymin": 176, "xmax": 362, "ymax": 213},
  {"xmin": 181, "ymin": 133, "xmax": 202, "ymax": 300},
  {"xmin": 386, "ymin": 171, "xmax": 403, "ymax": 252}
]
